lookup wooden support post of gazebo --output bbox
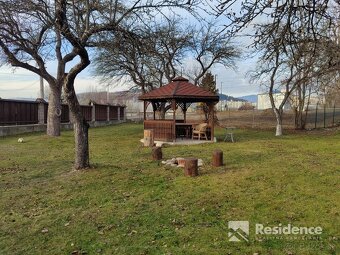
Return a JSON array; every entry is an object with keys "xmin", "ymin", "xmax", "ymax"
[
  {"xmin": 139, "ymin": 76, "xmax": 219, "ymax": 142},
  {"xmin": 143, "ymin": 101, "xmax": 147, "ymax": 120},
  {"xmin": 172, "ymin": 99, "xmax": 176, "ymax": 141},
  {"xmin": 183, "ymin": 103, "xmax": 187, "ymax": 123}
]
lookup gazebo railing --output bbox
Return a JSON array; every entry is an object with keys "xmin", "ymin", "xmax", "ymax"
[{"xmin": 144, "ymin": 120, "xmax": 174, "ymax": 141}]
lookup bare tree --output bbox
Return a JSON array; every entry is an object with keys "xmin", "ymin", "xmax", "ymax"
[
  {"xmin": 94, "ymin": 17, "xmax": 192, "ymax": 92},
  {"xmin": 215, "ymin": 0, "xmax": 337, "ymax": 135},
  {"xmin": 250, "ymin": 22, "xmax": 327, "ymax": 135},
  {"xmin": 94, "ymin": 18, "xmax": 239, "ymax": 120},
  {"xmin": 94, "ymin": 19, "xmax": 241, "ymax": 88},
  {"xmin": 187, "ymin": 22, "xmax": 240, "ymax": 85},
  {"xmin": 0, "ymin": 0, "xmax": 197, "ymax": 169},
  {"xmin": 94, "ymin": 17, "xmax": 193, "ymax": 119},
  {"xmin": 0, "ymin": 1, "xmax": 63, "ymax": 137}
]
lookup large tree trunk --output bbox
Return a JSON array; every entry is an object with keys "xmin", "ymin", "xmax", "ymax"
[
  {"xmin": 64, "ymin": 83, "xmax": 90, "ymax": 170},
  {"xmin": 73, "ymin": 118, "xmax": 90, "ymax": 169},
  {"xmin": 294, "ymin": 107, "xmax": 307, "ymax": 130},
  {"xmin": 159, "ymin": 104, "xmax": 166, "ymax": 119},
  {"xmin": 273, "ymin": 108, "xmax": 283, "ymax": 136},
  {"xmin": 294, "ymin": 85, "xmax": 310, "ymax": 130},
  {"xmin": 47, "ymin": 86, "xmax": 62, "ymax": 136},
  {"xmin": 158, "ymin": 103, "xmax": 172, "ymax": 119}
]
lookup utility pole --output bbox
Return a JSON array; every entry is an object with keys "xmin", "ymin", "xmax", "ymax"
[
  {"xmin": 214, "ymin": 74, "xmax": 219, "ymax": 111},
  {"xmin": 39, "ymin": 75, "xmax": 44, "ymax": 99},
  {"xmin": 220, "ymin": 82, "xmax": 223, "ymax": 111},
  {"xmin": 36, "ymin": 62, "xmax": 44, "ymax": 99},
  {"xmin": 107, "ymin": 85, "xmax": 110, "ymax": 104}
]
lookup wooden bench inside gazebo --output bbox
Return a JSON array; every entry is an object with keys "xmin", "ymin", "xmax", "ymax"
[{"xmin": 138, "ymin": 76, "xmax": 219, "ymax": 143}]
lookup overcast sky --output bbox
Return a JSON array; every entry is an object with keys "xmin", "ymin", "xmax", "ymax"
[
  {"xmin": 0, "ymin": 5, "xmax": 264, "ymax": 100},
  {"xmin": 0, "ymin": 55, "xmax": 263, "ymax": 100}
]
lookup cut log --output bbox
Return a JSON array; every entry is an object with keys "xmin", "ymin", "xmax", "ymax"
[
  {"xmin": 212, "ymin": 149, "xmax": 223, "ymax": 167},
  {"xmin": 144, "ymin": 129, "xmax": 154, "ymax": 147},
  {"xmin": 152, "ymin": 146, "xmax": 162, "ymax": 160},
  {"xmin": 184, "ymin": 158, "xmax": 198, "ymax": 177}
]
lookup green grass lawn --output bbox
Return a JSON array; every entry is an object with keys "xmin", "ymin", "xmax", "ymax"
[{"xmin": 0, "ymin": 123, "xmax": 339, "ymax": 254}]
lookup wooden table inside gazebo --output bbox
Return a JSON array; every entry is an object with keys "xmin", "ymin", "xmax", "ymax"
[{"xmin": 138, "ymin": 76, "xmax": 219, "ymax": 142}]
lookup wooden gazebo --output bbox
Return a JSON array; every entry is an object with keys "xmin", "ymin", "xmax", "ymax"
[{"xmin": 138, "ymin": 76, "xmax": 219, "ymax": 142}]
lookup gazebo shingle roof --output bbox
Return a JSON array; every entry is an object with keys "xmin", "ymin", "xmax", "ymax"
[{"xmin": 138, "ymin": 76, "xmax": 219, "ymax": 102}]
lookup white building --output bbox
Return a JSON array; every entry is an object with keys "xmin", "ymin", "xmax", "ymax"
[
  {"xmin": 216, "ymin": 100, "xmax": 256, "ymax": 110},
  {"xmin": 257, "ymin": 92, "xmax": 291, "ymax": 110},
  {"xmin": 257, "ymin": 91, "xmax": 321, "ymax": 110}
]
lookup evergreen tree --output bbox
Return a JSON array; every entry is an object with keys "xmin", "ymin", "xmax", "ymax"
[
  {"xmin": 199, "ymin": 72, "xmax": 218, "ymax": 123},
  {"xmin": 200, "ymin": 72, "xmax": 218, "ymax": 94}
]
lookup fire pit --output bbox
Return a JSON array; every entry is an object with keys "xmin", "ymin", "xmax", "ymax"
[{"xmin": 161, "ymin": 157, "xmax": 203, "ymax": 168}]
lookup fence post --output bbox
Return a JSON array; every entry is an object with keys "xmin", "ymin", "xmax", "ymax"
[
  {"xmin": 314, "ymin": 103, "xmax": 318, "ymax": 129},
  {"xmin": 107, "ymin": 104, "xmax": 110, "ymax": 122},
  {"xmin": 36, "ymin": 98, "xmax": 45, "ymax": 124},
  {"xmin": 332, "ymin": 103, "xmax": 336, "ymax": 126},
  {"xmin": 91, "ymin": 102, "xmax": 96, "ymax": 122},
  {"xmin": 117, "ymin": 106, "xmax": 121, "ymax": 121},
  {"xmin": 323, "ymin": 103, "xmax": 326, "ymax": 128},
  {"xmin": 252, "ymin": 108, "xmax": 255, "ymax": 128}
]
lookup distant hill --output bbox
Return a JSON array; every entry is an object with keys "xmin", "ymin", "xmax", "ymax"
[
  {"xmin": 237, "ymin": 94, "xmax": 258, "ymax": 103},
  {"xmin": 218, "ymin": 93, "xmax": 247, "ymax": 102}
]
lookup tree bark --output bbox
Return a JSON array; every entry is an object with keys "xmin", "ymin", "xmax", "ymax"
[
  {"xmin": 184, "ymin": 158, "xmax": 198, "ymax": 177},
  {"xmin": 67, "ymin": 93, "xmax": 90, "ymax": 170},
  {"xmin": 273, "ymin": 108, "xmax": 283, "ymax": 136},
  {"xmin": 212, "ymin": 149, "xmax": 223, "ymax": 167},
  {"xmin": 144, "ymin": 129, "xmax": 154, "ymax": 147},
  {"xmin": 64, "ymin": 74, "xmax": 90, "ymax": 170},
  {"xmin": 73, "ymin": 118, "xmax": 90, "ymax": 169},
  {"xmin": 294, "ymin": 84, "xmax": 310, "ymax": 130},
  {"xmin": 46, "ymin": 85, "xmax": 62, "ymax": 136},
  {"xmin": 159, "ymin": 103, "xmax": 171, "ymax": 119},
  {"xmin": 152, "ymin": 146, "xmax": 162, "ymax": 160}
]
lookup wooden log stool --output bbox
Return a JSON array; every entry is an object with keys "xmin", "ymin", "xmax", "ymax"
[
  {"xmin": 184, "ymin": 158, "xmax": 198, "ymax": 177},
  {"xmin": 152, "ymin": 146, "xmax": 162, "ymax": 160},
  {"xmin": 144, "ymin": 129, "xmax": 154, "ymax": 147},
  {"xmin": 212, "ymin": 149, "xmax": 223, "ymax": 167}
]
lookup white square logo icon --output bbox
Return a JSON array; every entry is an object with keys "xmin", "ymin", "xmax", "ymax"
[{"xmin": 228, "ymin": 221, "xmax": 249, "ymax": 242}]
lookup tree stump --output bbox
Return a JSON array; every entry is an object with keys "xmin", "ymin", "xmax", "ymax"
[
  {"xmin": 152, "ymin": 146, "xmax": 162, "ymax": 160},
  {"xmin": 184, "ymin": 158, "xmax": 198, "ymax": 177},
  {"xmin": 144, "ymin": 129, "xmax": 154, "ymax": 147},
  {"xmin": 212, "ymin": 149, "xmax": 223, "ymax": 167}
]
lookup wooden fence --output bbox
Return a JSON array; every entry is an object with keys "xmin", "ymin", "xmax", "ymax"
[
  {"xmin": 0, "ymin": 98, "xmax": 125, "ymax": 126},
  {"xmin": 80, "ymin": 105, "xmax": 92, "ymax": 122},
  {"xmin": 95, "ymin": 104, "xmax": 107, "ymax": 121},
  {"xmin": 109, "ymin": 105, "xmax": 118, "ymax": 120},
  {"xmin": 0, "ymin": 99, "xmax": 38, "ymax": 125},
  {"xmin": 144, "ymin": 120, "xmax": 174, "ymax": 141}
]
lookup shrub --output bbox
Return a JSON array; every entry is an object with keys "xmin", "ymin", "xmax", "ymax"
[{"xmin": 238, "ymin": 103, "xmax": 255, "ymax": 110}]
